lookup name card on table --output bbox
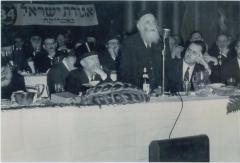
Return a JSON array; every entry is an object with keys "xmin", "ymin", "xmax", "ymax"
[{"xmin": 24, "ymin": 74, "xmax": 49, "ymax": 98}]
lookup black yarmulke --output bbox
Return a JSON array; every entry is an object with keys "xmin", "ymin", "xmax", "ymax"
[
  {"xmin": 137, "ymin": 9, "xmax": 153, "ymax": 20},
  {"xmin": 104, "ymin": 31, "xmax": 121, "ymax": 44}
]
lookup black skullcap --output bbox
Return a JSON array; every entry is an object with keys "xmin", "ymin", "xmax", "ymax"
[
  {"xmin": 43, "ymin": 32, "xmax": 56, "ymax": 41},
  {"xmin": 104, "ymin": 30, "xmax": 121, "ymax": 44},
  {"xmin": 31, "ymin": 29, "xmax": 43, "ymax": 37},
  {"xmin": 137, "ymin": 9, "xmax": 153, "ymax": 20}
]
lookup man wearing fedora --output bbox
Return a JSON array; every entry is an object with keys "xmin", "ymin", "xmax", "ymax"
[{"xmin": 119, "ymin": 10, "xmax": 164, "ymax": 90}]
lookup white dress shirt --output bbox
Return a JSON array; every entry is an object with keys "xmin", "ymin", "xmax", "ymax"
[{"xmin": 182, "ymin": 60, "xmax": 195, "ymax": 81}]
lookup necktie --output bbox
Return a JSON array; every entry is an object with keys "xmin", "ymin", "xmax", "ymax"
[{"xmin": 184, "ymin": 67, "xmax": 190, "ymax": 81}]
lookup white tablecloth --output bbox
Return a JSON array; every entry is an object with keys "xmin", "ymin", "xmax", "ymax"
[{"xmin": 1, "ymin": 97, "xmax": 240, "ymax": 161}]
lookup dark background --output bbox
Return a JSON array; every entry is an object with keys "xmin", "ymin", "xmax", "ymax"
[{"xmin": 2, "ymin": 1, "xmax": 240, "ymax": 47}]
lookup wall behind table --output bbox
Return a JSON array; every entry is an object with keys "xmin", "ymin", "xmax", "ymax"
[{"xmin": 1, "ymin": 1, "xmax": 240, "ymax": 47}]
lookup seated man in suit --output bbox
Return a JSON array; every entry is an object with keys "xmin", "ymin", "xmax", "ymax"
[
  {"xmin": 222, "ymin": 39, "xmax": 240, "ymax": 85},
  {"xmin": 12, "ymin": 34, "xmax": 31, "ymax": 73},
  {"xmin": 35, "ymin": 36, "xmax": 65, "ymax": 73},
  {"xmin": 166, "ymin": 40, "xmax": 211, "ymax": 93},
  {"xmin": 1, "ymin": 61, "xmax": 26, "ymax": 99},
  {"xmin": 1, "ymin": 34, "xmax": 14, "ymax": 66},
  {"xmin": 65, "ymin": 43, "xmax": 109, "ymax": 95},
  {"xmin": 47, "ymin": 50, "xmax": 77, "ymax": 94},
  {"xmin": 209, "ymin": 33, "xmax": 234, "ymax": 83},
  {"xmin": 99, "ymin": 31, "xmax": 121, "ymax": 74},
  {"xmin": 24, "ymin": 33, "xmax": 44, "ymax": 73},
  {"xmin": 184, "ymin": 31, "xmax": 218, "ymax": 65}
]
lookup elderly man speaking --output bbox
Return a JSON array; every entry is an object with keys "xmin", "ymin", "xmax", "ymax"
[{"xmin": 119, "ymin": 10, "xmax": 164, "ymax": 90}]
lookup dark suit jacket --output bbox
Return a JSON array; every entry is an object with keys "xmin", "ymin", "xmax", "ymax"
[
  {"xmin": 222, "ymin": 57, "xmax": 240, "ymax": 84},
  {"xmin": 47, "ymin": 62, "xmax": 70, "ymax": 94},
  {"xmin": 166, "ymin": 59, "xmax": 205, "ymax": 93},
  {"xmin": 209, "ymin": 46, "xmax": 235, "ymax": 83},
  {"xmin": 1, "ymin": 71, "xmax": 26, "ymax": 99},
  {"xmin": 34, "ymin": 50, "xmax": 65, "ymax": 73},
  {"xmin": 119, "ymin": 33, "xmax": 167, "ymax": 89},
  {"xmin": 65, "ymin": 69, "xmax": 110, "ymax": 95},
  {"xmin": 99, "ymin": 50, "xmax": 121, "ymax": 74},
  {"xmin": 12, "ymin": 49, "xmax": 31, "ymax": 72}
]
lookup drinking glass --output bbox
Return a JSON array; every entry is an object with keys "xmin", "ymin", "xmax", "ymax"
[
  {"xmin": 227, "ymin": 77, "xmax": 236, "ymax": 86},
  {"xmin": 54, "ymin": 83, "xmax": 64, "ymax": 93},
  {"xmin": 183, "ymin": 81, "xmax": 191, "ymax": 96}
]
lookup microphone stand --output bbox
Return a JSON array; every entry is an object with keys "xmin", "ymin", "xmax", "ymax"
[{"xmin": 161, "ymin": 28, "xmax": 170, "ymax": 96}]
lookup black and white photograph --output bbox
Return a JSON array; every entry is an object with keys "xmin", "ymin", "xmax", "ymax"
[{"xmin": 1, "ymin": 0, "xmax": 240, "ymax": 162}]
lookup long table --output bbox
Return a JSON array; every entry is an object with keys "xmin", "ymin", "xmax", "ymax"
[{"xmin": 1, "ymin": 96, "xmax": 240, "ymax": 161}]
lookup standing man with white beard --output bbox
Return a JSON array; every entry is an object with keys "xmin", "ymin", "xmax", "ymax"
[{"xmin": 119, "ymin": 10, "xmax": 164, "ymax": 89}]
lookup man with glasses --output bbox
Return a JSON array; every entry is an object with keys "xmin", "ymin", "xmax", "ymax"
[
  {"xmin": 35, "ymin": 36, "xmax": 64, "ymax": 73},
  {"xmin": 166, "ymin": 41, "xmax": 211, "ymax": 93}
]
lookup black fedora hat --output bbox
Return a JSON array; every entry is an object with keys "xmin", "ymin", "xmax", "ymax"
[{"xmin": 76, "ymin": 42, "xmax": 97, "ymax": 61}]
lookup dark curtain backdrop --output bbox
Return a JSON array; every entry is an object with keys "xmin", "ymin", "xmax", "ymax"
[{"xmin": 2, "ymin": 1, "xmax": 240, "ymax": 47}]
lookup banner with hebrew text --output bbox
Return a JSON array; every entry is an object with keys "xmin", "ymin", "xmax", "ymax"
[{"xmin": 2, "ymin": 3, "xmax": 98, "ymax": 26}]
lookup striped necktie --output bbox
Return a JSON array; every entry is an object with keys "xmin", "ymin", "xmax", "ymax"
[{"xmin": 184, "ymin": 67, "xmax": 190, "ymax": 81}]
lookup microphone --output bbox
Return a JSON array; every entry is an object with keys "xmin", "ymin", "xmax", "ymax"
[
  {"xmin": 161, "ymin": 28, "xmax": 171, "ymax": 96},
  {"xmin": 163, "ymin": 28, "xmax": 171, "ymax": 39}
]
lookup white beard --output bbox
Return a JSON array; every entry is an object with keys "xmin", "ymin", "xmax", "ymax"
[{"xmin": 140, "ymin": 29, "xmax": 160, "ymax": 44}]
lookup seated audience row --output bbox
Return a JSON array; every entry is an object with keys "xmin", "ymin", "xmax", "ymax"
[{"xmin": 1, "ymin": 13, "xmax": 240, "ymax": 99}]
